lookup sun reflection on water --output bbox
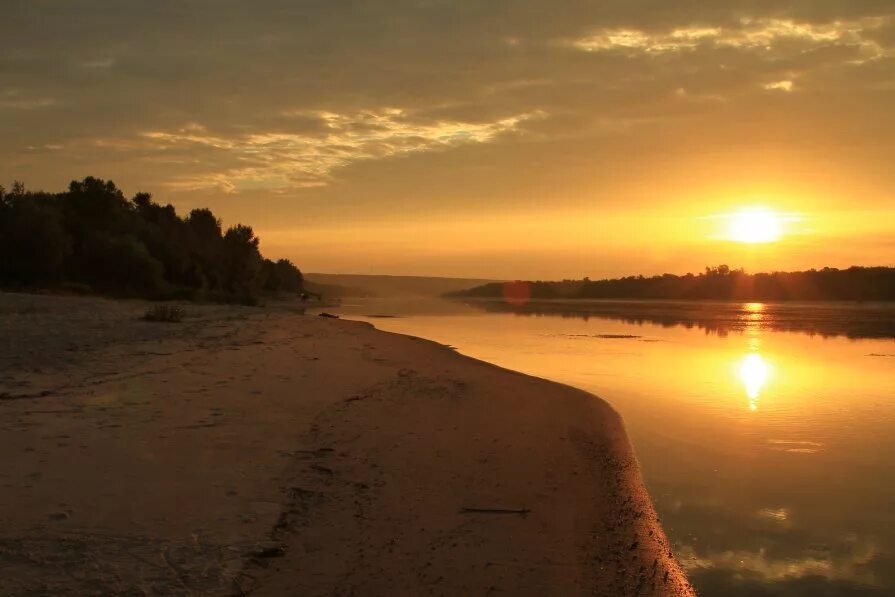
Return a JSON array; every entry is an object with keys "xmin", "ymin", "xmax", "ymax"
[
  {"xmin": 744, "ymin": 302, "xmax": 765, "ymax": 313},
  {"xmin": 742, "ymin": 302, "xmax": 768, "ymax": 338},
  {"xmin": 738, "ymin": 353, "xmax": 772, "ymax": 411}
]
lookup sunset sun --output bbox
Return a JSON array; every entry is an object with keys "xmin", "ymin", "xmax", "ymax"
[{"xmin": 727, "ymin": 208, "xmax": 784, "ymax": 243}]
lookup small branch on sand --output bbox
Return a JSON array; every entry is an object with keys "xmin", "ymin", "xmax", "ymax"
[
  {"xmin": 252, "ymin": 546, "xmax": 286, "ymax": 558},
  {"xmin": 460, "ymin": 507, "xmax": 531, "ymax": 515},
  {"xmin": 310, "ymin": 464, "xmax": 334, "ymax": 475},
  {"xmin": 0, "ymin": 390, "xmax": 54, "ymax": 401}
]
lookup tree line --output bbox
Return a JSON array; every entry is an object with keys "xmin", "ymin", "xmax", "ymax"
[
  {"xmin": 0, "ymin": 177, "xmax": 303, "ymax": 304},
  {"xmin": 450, "ymin": 264, "xmax": 895, "ymax": 302}
]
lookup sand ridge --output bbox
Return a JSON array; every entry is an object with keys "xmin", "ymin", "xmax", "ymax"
[{"xmin": 0, "ymin": 292, "xmax": 693, "ymax": 595}]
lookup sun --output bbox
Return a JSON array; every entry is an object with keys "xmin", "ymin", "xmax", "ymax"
[{"xmin": 727, "ymin": 207, "xmax": 784, "ymax": 243}]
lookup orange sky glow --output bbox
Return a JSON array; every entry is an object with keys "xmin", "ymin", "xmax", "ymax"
[{"xmin": 2, "ymin": 2, "xmax": 893, "ymax": 279}]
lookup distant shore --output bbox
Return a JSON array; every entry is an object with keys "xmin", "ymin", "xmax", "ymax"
[
  {"xmin": 450, "ymin": 266, "xmax": 895, "ymax": 302},
  {"xmin": 0, "ymin": 292, "xmax": 693, "ymax": 596},
  {"xmin": 455, "ymin": 296, "xmax": 895, "ymax": 340}
]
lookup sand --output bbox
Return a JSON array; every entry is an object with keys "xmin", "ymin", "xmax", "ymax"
[{"xmin": 0, "ymin": 292, "xmax": 694, "ymax": 596}]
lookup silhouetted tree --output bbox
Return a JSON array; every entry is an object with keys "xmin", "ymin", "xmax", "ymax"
[
  {"xmin": 0, "ymin": 177, "xmax": 304, "ymax": 304},
  {"xmin": 0, "ymin": 183, "xmax": 70, "ymax": 283},
  {"xmin": 222, "ymin": 224, "xmax": 263, "ymax": 302},
  {"xmin": 262, "ymin": 258, "xmax": 304, "ymax": 293}
]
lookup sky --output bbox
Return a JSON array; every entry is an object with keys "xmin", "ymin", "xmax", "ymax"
[{"xmin": 2, "ymin": 0, "xmax": 894, "ymax": 279}]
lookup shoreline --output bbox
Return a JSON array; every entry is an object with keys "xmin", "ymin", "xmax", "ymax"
[{"xmin": 0, "ymin": 292, "xmax": 693, "ymax": 595}]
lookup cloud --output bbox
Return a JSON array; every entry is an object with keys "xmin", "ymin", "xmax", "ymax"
[
  {"xmin": 140, "ymin": 109, "xmax": 540, "ymax": 192},
  {"xmin": 569, "ymin": 16, "xmax": 893, "ymax": 59},
  {"xmin": 80, "ymin": 58, "xmax": 116, "ymax": 70},
  {"xmin": 0, "ymin": 90, "xmax": 57, "ymax": 110},
  {"xmin": 569, "ymin": 26, "xmax": 723, "ymax": 53},
  {"xmin": 764, "ymin": 80, "xmax": 795, "ymax": 91}
]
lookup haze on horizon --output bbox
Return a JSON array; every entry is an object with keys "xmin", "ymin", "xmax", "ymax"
[{"xmin": 3, "ymin": 1, "xmax": 894, "ymax": 280}]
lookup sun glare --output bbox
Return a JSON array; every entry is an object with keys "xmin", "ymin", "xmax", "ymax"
[
  {"xmin": 738, "ymin": 353, "xmax": 772, "ymax": 411},
  {"xmin": 727, "ymin": 207, "xmax": 784, "ymax": 243}
]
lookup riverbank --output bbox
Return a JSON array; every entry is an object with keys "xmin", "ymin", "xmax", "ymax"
[{"xmin": 0, "ymin": 292, "xmax": 693, "ymax": 595}]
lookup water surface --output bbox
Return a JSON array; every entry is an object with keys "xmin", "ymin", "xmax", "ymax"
[{"xmin": 318, "ymin": 298, "xmax": 895, "ymax": 596}]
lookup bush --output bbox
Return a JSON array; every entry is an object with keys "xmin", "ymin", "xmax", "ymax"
[{"xmin": 143, "ymin": 305, "xmax": 184, "ymax": 323}]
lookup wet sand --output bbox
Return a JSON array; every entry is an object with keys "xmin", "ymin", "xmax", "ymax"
[{"xmin": 0, "ymin": 292, "xmax": 693, "ymax": 595}]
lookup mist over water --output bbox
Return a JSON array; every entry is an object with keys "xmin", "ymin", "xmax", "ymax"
[{"xmin": 318, "ymin": 298, "xmax": 895, "ymax": 596}]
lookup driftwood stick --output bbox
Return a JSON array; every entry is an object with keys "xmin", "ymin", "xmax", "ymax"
[{"xmin": 460, "ymin": 507, "xmax": 531, "ymax": 515}]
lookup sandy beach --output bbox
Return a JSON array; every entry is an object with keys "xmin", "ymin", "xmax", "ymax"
[{"xmin": 0, "ymin": 292, "xmax": 693, "ymax": 596}]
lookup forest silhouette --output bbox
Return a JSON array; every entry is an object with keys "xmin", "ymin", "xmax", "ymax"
[
  {"xmin": 0, "ymin": 178, "xmax": 303, "ymax": 304},
  {"xmin": 452, "ymin": 264, "xmax": 895, "ymax": 302}
]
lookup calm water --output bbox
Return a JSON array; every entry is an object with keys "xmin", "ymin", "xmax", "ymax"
[{"xmin": 317, "ymin": 298, "xmax": 895, "ymax": 596}]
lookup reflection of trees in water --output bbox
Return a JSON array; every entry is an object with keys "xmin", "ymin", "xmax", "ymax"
[{"xmin": 460, "ymin": 299, "xmax": 895, "ymax": 340}]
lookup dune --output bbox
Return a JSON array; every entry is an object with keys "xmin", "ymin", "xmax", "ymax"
[{"xmin": 0, "ymin": 292, "xmax": 693, "ymax": 596}]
